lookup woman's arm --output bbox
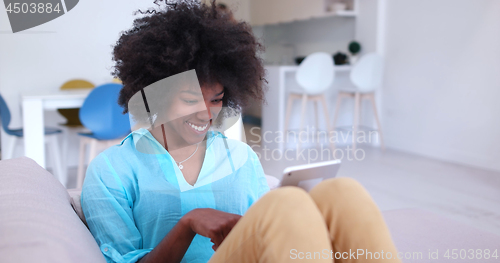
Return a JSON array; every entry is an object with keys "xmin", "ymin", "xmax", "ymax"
[
  {"xmin": 138, "ymin": 208, "xmax": 242, "ymax": 263},
  {"xmin": 137, "ymin": 215, "xmax": 195, "ymax": 263}
]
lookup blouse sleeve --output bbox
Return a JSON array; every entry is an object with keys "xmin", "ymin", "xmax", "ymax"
[
  {"xmin": 248, "ymin": 146, "xmax": 270, "ymax": 198},
  {"xmin": 81, "ymin": 153, "xmax": 152, "ymax": 263}
]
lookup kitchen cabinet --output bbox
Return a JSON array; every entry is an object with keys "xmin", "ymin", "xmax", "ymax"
[{"xmin": 250, "ymin": 0, "xmax": 357, "ymax": 26}]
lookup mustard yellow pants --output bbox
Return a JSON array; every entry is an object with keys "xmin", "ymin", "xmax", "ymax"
[{"xmin": 208, "ymin": 178, "xmax": 401, "ymax": 263}]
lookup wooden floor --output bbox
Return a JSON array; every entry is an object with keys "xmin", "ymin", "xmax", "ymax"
[
  {"xmin": 64, "ymin": 126, "xmax": 500, "ymax": 237},
  {"xmin": 254, "ymin": 144, "xmax": 500, "ymax": 237}
]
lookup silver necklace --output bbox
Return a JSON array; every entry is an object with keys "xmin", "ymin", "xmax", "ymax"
[{"xmin": 175, "ymin": 143, "xmax": 199, "ymax": 170}]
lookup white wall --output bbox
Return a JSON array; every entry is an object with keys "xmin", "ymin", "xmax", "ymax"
[
  {"xmin": 355, "ymin": 0, "xmax": 379, "ymax": 55},
  {"xmin": 382, "ymin": 0, "xmax": 500, "ymax": 172},
  {"xmin": 0, "ymin": 0, "xmax": 154, "ymax": 166},
  {"xmin": 257, "ymin": 16, "xmax": 355, "ymax": 65}
]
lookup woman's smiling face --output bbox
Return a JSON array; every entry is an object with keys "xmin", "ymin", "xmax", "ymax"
[{"xmin": 163, "ymin": 82, "xmax": 224, "ymax": 147}]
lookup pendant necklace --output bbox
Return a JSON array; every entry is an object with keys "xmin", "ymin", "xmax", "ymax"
[{"xmin": 175, "ymin": 143, "xmax": 199, "ymax": 170}]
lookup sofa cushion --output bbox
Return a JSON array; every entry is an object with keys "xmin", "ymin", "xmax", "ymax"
[
  {"xmin": 0, "ymin": 157, "xmax": 106, "ymax": 263},
  {"xmin": 67, "ymin": 188, "xmax": 87, "ymax": 226}
]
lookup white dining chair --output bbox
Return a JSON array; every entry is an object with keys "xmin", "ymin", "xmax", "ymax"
[
  {"xmin": 332, "ymin": 52, "xmax": 385, "ymax": 152},
  {"xmin": 0, "ymin": 93, "xmax": 66, "ymax": 186},
  {"xmin": 284, "ymin": 52, "xmax": 335, "ymax": 152},
  {"xmin": 76, "ymin": 83, "xmax": 131, "ymax": 188}
]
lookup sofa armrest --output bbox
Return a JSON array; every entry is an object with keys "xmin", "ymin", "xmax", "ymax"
[{"xmin": 0, "ymin": 157, "xmax": 105, "ymax": 263}]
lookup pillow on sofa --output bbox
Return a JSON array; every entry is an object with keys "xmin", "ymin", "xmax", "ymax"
[
  {"xmin": 0, "ymin": 157, "xmax": 105, "ymax": 263},
  {"xmin": 67, "ymin": 188, "xmax": 87, "ymax": 226},
  {"xmin": 265, "ymin": 174, "xmax": 280, "ymax": 190}
]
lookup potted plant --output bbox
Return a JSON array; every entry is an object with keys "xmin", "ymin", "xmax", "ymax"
[{"xmin": 348, "ymin": 41, "xmax": 361, "ymax": 64}]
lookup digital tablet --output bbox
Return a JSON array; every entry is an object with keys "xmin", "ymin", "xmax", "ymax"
[{"xmin": 280, "ymin": 160, "xmax": 342, "ymax": 192}]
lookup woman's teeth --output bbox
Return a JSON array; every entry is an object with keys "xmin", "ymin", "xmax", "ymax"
[{"xmin": 188, "ymin": 122, "xmax": 209, "ymax": 132}]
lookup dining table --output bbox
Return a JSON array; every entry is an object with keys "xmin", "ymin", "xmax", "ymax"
[{"xmin": 21, "ymin": 89, "xmax": 92, "ymax": 169}]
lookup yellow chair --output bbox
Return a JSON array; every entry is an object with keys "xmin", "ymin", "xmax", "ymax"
[
  {"xmin": 111, "ymin": 77, "xmax": 122, "ymax": 84},
  {"xmin": 58, "ymin": 80, "xmax": 95, "ymax": 126},
  {"xmin": 57, "ymin": 80, "xmax": 94, "ymax": 182}
]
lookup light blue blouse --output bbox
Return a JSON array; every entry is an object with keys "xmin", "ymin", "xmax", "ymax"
[{"xmin": 81, "ymin": 128, "xmax": 270, "ymax": 263}]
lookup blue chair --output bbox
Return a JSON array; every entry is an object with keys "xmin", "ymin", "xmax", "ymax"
[
  {"xmin": 0, "ymin": 93, "xmax": 66, "ymax": 185},
  {"xmin": 76, "ymin": 83, "xmax": 131, "ymax": 187}
]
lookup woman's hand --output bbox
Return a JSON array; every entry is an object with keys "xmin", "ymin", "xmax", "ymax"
[{"xmin": 184, "ymin": 208, "xmax": 242, "ymax": 251}]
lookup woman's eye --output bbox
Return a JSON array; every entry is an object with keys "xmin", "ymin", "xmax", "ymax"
[
  {"xmin": 212, "ymin": 99, "xmax": 222, "ymax": 103},
  {"xmin": 183, "ymin": 99, "xmax": 198, "ymax": 104}
]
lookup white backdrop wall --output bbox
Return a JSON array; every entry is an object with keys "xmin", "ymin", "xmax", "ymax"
[
  {"xmin": 382, "ymin": 0, "xmax": 500, "ymax": 172},
  {"xmin": 0, "ymin": 0, "xmax": 155, "ymax": 167},
  {"xmin": 2, "ymin": 0, "xmax": 500, "ymax": 173}
]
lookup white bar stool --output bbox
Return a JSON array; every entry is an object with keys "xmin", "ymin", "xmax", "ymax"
[
  {"xmin": 283, "ymin": 52, "xmax": 335, "ymax": 152},
  {"xmin": 332, "ymin": 53, "xmax": 385, "ymax": 152}
]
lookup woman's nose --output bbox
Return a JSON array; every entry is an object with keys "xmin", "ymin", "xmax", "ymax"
[{"xmin": 196, "ymin": 102, "xmax": 212, "ymax": 121}]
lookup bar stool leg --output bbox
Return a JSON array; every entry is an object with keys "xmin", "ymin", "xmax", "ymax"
[
  {"xmin": 320, "ymin": 95, "xmax": 335, "ymax": 156},
  {"xmin": 284, "ymin": 94, "xmax": 295, "ymax": 149},
  {"xmin": 298, "ymin": 94, "xmax": 308, "ymax": 152},
  {"xmin": 352, "ymin": 92, "xmax": 361, "ymax": 154},
  {"xmin": 332, "ymin": 92, "xmax": 344, "ymax": 130},
  {"xmin": 313, "ymin": 100, "xmax": 319, "ymax": 147},
  {"xmin": 368, "ymin": 93, "xmax": 385, "ymax": 150}
]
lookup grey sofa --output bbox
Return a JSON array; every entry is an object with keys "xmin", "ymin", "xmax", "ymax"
[
  {"xmin": 0, "ymin": 157, "xmax": 106, "ymax": 263},
  {"xmin": 1, "ymin": 157, "xmax": 499, "ymax": 263}
]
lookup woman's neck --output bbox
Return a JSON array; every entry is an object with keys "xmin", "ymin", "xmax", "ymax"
[{"xmin": 149, "ymin": 125, "xmax": 206, "ymax": 161}]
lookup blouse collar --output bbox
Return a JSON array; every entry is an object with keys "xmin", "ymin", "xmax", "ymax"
[{"xmin": 120, "ymin": 128, "xmax": 225, "ymax": 155}]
